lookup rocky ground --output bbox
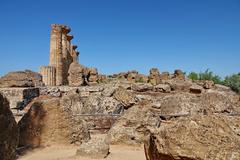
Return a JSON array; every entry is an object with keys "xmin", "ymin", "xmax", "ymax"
[{"xmin": 0, "ymin": 69, "xmax": 240, "ymax": 160}]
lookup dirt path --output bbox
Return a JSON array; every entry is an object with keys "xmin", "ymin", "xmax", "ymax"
[{"xmin": 18, "ymin": 145, "xmax": 146, "ymax": 160}]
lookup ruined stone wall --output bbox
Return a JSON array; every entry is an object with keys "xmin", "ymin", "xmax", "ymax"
[{"xmin": 0, "ymin": 88, "xmax": 39, "ymax": 114}]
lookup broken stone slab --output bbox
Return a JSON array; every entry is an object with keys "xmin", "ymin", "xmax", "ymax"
[
  {"xmin": 113, "ymin": 86, "xmax": 138, "ymax": 109},
  {"xmin": 76, "ymin": 135, "xmax": 110, "ymax": 159},
  {"xmin": 203, "ymin": 80, "xmax": 215, "ymax": 89},
  {"xmin": 144, "ymin": 115, "xmax": 240, "ymax": 160},
  {"xmin": 18, "ymin": 97, "xmax": 90, "ymax": 147},
  {"xmin": 190, "ymin": 84, "xmax": 203, "ymax": 94},
  {"xmin": 131, "ymin": 83, "xmax": 154, "ymax": 92},
  {"xmin": 154, "ymin": 84, "xmax": 171, "ymax": 93}
]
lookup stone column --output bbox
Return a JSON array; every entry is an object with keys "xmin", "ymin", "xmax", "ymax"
[
  {"xmin": 74, "ymin": 51, "xmax": 79, "ymax": 63},
  {"xmin": 49, "ymin": 24, "xmax": 63, "ymax": 86},
  {"xmin": 40, "ymin": 66, "xmax": 56, "ymax": 86},
  {"xmin": 71, "ymin": 45, "xmax": 79, "ymax": 62},
  {"xmin": 62, "ymin": 26, "xmax": 71, "ymax": 85},
  {"xmin": 67, "ymin": 35, "xmax": 74, "ymax": 64}
]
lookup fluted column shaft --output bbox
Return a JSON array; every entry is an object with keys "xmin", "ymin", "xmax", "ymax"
[
  {"xmin": 49, "ymin": 25, "xmax": 63, "ymax": 86},
  {"xmin": 40, "ymin": 66, "xmax": 56, "ymax": 86}
]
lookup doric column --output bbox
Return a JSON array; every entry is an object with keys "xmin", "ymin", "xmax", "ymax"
[
  {"xmin": 62, "ymin": 26, "xmax": 71, "ymax": 85},
  {"xmin": 40, "ymin": 66, "xmax": 56, "ymax": 86},
  {"xmin": 71, "ymin": 45, "xmax": 79, "ymax": 62},
  {"xmin": 76, "ymin": 51, "xmax": 79, "ymax": 62},
  {"xmin": 49, "ymin": 24, "xmax": 63, "ymax": 86},
  {"xmin": 66, "ymin": 35, "xmax": 74, "ymax": 66},
  {"xmin": 67, "ymin": 35, "xmax": 73, "ymax": 53}
]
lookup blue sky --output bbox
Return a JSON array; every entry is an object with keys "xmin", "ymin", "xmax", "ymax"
[{"xmin": 0, "ymin": 0, "xmax": 239, "ymax": 77}]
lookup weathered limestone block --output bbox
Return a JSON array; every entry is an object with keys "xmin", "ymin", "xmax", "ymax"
[
  {"xmin": 131, "ymin": 83, "xmax": 154, "ymax": 92},
  {"xmin": 167, "ymin": 79, "xmax": 192, "ymax": 92},
  {"xmin": 203, "ymin": 80, "xmax": 215, "ymax": 89},
  {"xmin": 173, "ymin": 69, "xmax": 185, "ymax": 80},
  {"xmin": 40, "ymin": 66, "xmax": 56, "ymax": 86},
  {"xmin": 149, "ymin": 68, "xmax": 160, "ymax": 85},
  {"xmin": 18, "ymin": 97, "xmax": 90, "ymax": 147},
  {"xmin": 87, "ymin": 68, "xmax": 99, "ymax": 85},
  {"xmin": 0, "ymin": 70, "xmax": 42, "ymax": 87},
  {"xmin": 154, "ymin": 84, "xmax": 171, "ymax": 93},
  {"xmin": 108, "ymin": 104, "xmax": 159, "ymax": 145},
  {"xmin": 76, "ymin": 135, "xmax": 110, "ymax": 159},
  {"xmin": 159, "ymin": 72, "xmax": 170, "ymax": 81},
  {"xmin": 144, "ymin": 115, "xmax": 240, "ymax": 160},
  {"xmin": 68, "ymin": 62, "xmax": 85, "ymax": 86},
  {"xmin": 113, "ymin": 86, "xmax": 138, "ymax": 108},
  {"xmin": 0, "ymin": 93, "xmax": 19, "ymax": 160},
  {"xmin": 190, "ymin": 84, "xmax": 203, "ymax": 94},
  {"xmin": 127, "ymin": 70, "xmax": 139, "ymax": 83}
]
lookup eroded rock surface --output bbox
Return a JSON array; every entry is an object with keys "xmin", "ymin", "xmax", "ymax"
[
  {"xmin": 18, "ymin": 96, "xmax": 90, "ymax": 147},
  {"xmin": 144, "ymin": 115, "xmax": 240, "ymax": 160},
  {"xmin": 0, "ymin": 93, "xmax": 19, "ymax": 160},
  {"xmin": 113, "ymin": 86, "xmax": 138, "ymax": 109},
  {"xmin": 108, "ymin": 103, "xmax": 159, "ymax": 145},
  {"xmin": 68, "ymin": 62, "xmax": 85, "ymax": 86}
]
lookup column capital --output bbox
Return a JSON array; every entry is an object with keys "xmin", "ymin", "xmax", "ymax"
[
  {"xmin": 67, "ymin": 34, "xmax": 74, "ymax": 41},
  {"xmin": 51, "ymin": 24, "xmax": 71, "ymax": 33},
  {"xmin": 72, "ymin": 45, "xmax": 78, "ymax": 50},
  {"xmin": 62, "ymin": 26, "xmax": 71, "ymax": 34}
]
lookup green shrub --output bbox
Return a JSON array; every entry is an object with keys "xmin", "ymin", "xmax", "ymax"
[
  {"xmin": 198, "ymin": 69, "xmax": 222, "ymax": 84},
  {"xmin": 187, "ymin": 69, "xmax": 222, "ymax": 84},
  {"xmin": 223, "ymin": 73, "xmax": 240, "ymax": 94},
  {"xmin": 188, "ymin": 72, "xmax": 199, "ymax": 81},
  {"xmin": 187, "ymin": 69, "xmax": 240, "ymax": 94}
]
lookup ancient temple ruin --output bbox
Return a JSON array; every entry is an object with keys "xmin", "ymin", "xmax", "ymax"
[{"xmin": 40, "ymin": 24, "xmax": 79, "ymax": 86}]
